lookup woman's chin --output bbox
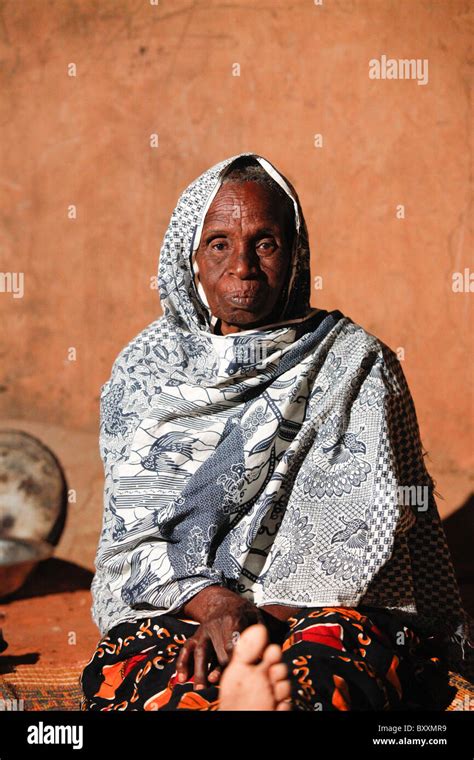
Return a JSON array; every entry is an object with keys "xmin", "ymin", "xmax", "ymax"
[{"xmin": 218, "ymin": 311, "xmax": 276, "ymax": 333}]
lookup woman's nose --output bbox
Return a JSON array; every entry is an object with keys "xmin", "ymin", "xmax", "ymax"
[{"xmin": 227, "ymin": 241, "xmax": 260, "ymax": 278}]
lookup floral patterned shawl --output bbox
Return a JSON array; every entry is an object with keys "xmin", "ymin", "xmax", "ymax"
[{"xmin": 91, "ymin": 152, "xmax": 474, "ymax": 680}]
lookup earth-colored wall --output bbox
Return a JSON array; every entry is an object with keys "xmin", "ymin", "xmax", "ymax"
[{"xmin": 0, "ymin": 1, "xmax": 472, "ymax": 572}]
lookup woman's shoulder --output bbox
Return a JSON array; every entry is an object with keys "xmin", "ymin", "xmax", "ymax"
[
  {"xmin": 110, "ymin": 316, "xmax": 167, "ymax": 369},
  {"xmin": 324, "ymin": 309, "xmax": 407, "ymax": 392},
  {"xmin": 326, "ymin": 309, "xmax": 395, "ymax": 359},
  {"xmin": 98, "ymin": 316, "xmax": 168, "ymax": 395}
]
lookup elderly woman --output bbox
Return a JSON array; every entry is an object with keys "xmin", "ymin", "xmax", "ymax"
[{"xmin": 81, "ymin": 153, "xmax": 473, "ymax": 711}]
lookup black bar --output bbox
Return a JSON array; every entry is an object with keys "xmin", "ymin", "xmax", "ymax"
[{"xmin": 0, "ymin": 709, "xmax": 472, "ymax": 757}]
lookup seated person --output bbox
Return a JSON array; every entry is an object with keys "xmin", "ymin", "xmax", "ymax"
[{"xmin": 81, "ymin": 153, "xmax": 474, "ymax": 711}]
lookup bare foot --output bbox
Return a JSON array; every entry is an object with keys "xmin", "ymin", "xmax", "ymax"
[{"xmin": 219, "ymin": 623, "xmax": 292, "ymax": 711}]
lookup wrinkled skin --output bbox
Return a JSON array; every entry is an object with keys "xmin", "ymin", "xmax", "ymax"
[
  {"xmin": 176, "ymin": 181, "xmax": 302, "ymax": 691},
  {"xmin": 194, "ymin": 181, "xmax": 294, "ymax": 335}
]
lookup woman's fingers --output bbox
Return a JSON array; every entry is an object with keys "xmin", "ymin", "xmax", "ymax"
[
  {"xmin": 176, "ymin": 639, "xmax": 194, "ymax": 683},
  {"xmin": 193, "ymin": 640, "xmax": 210, "ymax": 690},
  {"xmin": 211, "ymin": 626, "xmax": 238, "ymax": 668},
  {"xmin": 176, "ymin": 614, "xmax": 255, "ymax": 692},
  {"xmin": 207, "ymin": 665, "xmax": 222, "ymax": 684}
]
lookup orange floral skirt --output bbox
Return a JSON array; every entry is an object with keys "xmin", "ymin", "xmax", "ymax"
[{"xmin": 80, "ymin": 605, "xmax": 455, "ymax": 711}]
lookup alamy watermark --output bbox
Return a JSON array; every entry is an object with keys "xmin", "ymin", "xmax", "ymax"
[
  {"xmin": 395, "ymin": 484, "xmax": 430, "ymax": 512},
  {"xmin": 0, "ymin": 698, "xmax": 24, "ymax": 710},
  {"xmin": 27, "ymin": 721, "xmax": 83, "ymax": 750},
  {"xmin": 0, "ymin": 271, "xmax": 24, "ymax": 298},
  {"xmin": 369, "ymin": 55, "xmax": 429, "ymax": 86},
  {"xmin": 452, "ymin": 268, "xmax": 473, "ymax": 292},
  {"xmin": 233, "ymin": 342, "xmax": 268, "ymax": 369}
]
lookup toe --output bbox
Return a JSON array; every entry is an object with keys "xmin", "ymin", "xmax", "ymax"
[
  {"xmin": 261, "ymin": 643, "xmax": 283, "ymax": 668},
  {"xmin": 273, "ymin": 678, "xmax": 292, "ymax": 703},
  {"xmin": 269, "ymin": 661, "xmax": 289, "ymax": 685},
  {"xmin": 276, "ymin": 699, "xmax": 292, "ymax": 711},
  {"xmin": 233, "ymin": 624, "xmax": 269, "ymax": 664}
]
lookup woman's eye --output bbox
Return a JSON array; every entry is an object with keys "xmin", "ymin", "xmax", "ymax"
[
  {"xmin": 210, "ymin": 240, "xmax": 226, "ymax": 251},
  {"xmin": 257, "ymin": 240, "xmax": 276, "ymax": 252},
  {"xmin": 207, "ymin": 239, "xmax": 277, "ymax": 253}
]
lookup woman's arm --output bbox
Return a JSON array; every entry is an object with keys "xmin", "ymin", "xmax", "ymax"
[{"xmin": 260, "ymin": 603, "xmax": 302, "ymax": 621}]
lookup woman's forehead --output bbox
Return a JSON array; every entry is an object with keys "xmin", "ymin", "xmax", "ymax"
[{"xmin": 202, "ymin": 181, "xmax": 294, "ymax": 228}]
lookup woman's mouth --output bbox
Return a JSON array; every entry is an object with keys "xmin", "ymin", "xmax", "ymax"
[{"xmin": 226, "ymin": 290, "xmax": 264, "ymax": 307}]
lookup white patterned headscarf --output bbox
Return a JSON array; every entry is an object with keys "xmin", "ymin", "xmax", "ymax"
[{"xmin": 91, "ymin": 152, "xmax": 474, "ymax": 681}]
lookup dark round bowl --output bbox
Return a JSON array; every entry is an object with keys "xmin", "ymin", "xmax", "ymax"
[{"xmin": 0, "ymin": 537, "xmax": 53, "ymax": 598}]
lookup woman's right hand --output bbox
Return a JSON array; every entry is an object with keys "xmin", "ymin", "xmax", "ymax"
[{"xmin": 175, "ymin": 585, "xmax": 264, "ymax": 691}]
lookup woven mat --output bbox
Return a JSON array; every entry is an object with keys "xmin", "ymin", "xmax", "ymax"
[
  {"xmin": 0, "ymin": 660, "xmax": 88, "ymax": 711},
  {"xmin": 445, "ymin": 671, "xmax": 474, "ymax": 711}
]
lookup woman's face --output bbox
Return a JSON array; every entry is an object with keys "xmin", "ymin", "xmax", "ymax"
[{"xmin": 194, "ymin": 181, "xmax": 293, "ymax": 335}]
